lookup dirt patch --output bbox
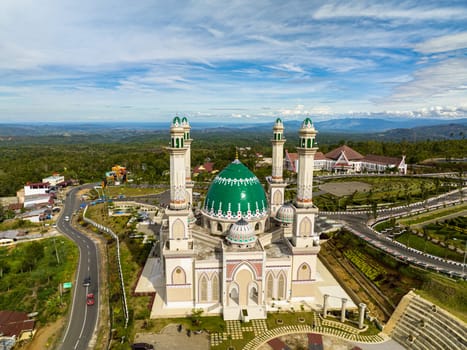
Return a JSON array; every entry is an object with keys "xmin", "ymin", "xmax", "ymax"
[
  {"xmin": 20, "ymin": 318, "xmax": 64, "ymax": 350},
  {"xmin": 319, "ymin": 182, "xmax": 372, "ymax": 197}
]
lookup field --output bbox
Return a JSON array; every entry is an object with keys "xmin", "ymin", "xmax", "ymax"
[{"xmin": 314, "ymin": 176, "xmax": 449, "ymax": 211}]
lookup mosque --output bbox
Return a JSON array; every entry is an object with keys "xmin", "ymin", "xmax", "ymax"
[{"xmin": 136, "ymin": 116, "xmax": 355, "ymax": 321}]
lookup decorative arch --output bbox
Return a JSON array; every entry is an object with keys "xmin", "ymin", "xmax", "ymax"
[
  {"xmin": 217, "ymin": 222, "xmax": 223, "ymax": 233},
  {"xmin": 228, "ymin": 282, "xmax": 239, "ymax": 306},
  {"xmin": 273, "ymin": 190, "xmax": 282, "ymax": 205},
  {"xmin": 278, "ymin": 271, "xmax": 286, "ymax": 299},
  {"xmin": 248, "ymin": 281, "xmax": 259, "ymax": 305},
  {"xmin": 266, "ymin": 272, "xmax": 274, "ymax": 300},
  {"xmin": 297, "ymin": 263, "xmax": 311, "ymax": 280},
  {"xmin": 254, "ymin": 222, "xmax": 260, "ymax": 231},
  {"xmin": 212, "ymin": 274, "xmax": 219, "ymax": 301},
  {"xmin": 172, "ymin": 219, "xmax": 185, "ymax": 239},
  {"xmin": 199, "ymin": 273, "xmax": 208, "ymax": 302},
  {"xmin": 172, "ymin": 266, "xmax": 186, "ymax": 284},
  {"xmin": 231, "ymin": 261, "xmax": 260, "ymax": 281},
  {"xmin": 299, "ymin": 217, "xmax": 311, "ymax": 236}
]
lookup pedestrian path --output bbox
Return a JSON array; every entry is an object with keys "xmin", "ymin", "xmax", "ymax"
[{"xmin": 211, "ymin": 313, "xmax": 387, "ymax": 349}]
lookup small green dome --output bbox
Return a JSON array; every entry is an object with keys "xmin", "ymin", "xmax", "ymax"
[
  {"xmin": 302, "ymin": 117, "xmax": 313, "ymax": 128},
  {"xmin": 226, "ymin": 218, "xmax": 257, "ymax": 246},
  {"xmin": 275, "ymin": 203, "xmax": 294, "ymax": 224},
  {"xmin": 275, "ymin": 117, "xmax": 282, "ymax": 124},
  {"xmin": 181, "ymin": 116, "xmax": 188, "ymax": 124},
  {"xmin": 172, "ymin": 116, "xmax": 181, "ymax": 126},
  {"xmin": 203, "ymin": 160, "xmax": 268, "ymax": 220}
]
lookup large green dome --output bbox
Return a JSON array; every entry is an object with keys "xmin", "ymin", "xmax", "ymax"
[{"xmin": 202, "ymin": 159, "xmax": 268, "ymax": 221}]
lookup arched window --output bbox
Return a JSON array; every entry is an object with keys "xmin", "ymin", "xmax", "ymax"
[
  {"xmin": 217, "ymin": 223, "xmax": 223, "ymax": 232},
  {"xmin": 266, "ymin": 273, "xmax": 274, "ymax": 300},
  {"xmin": 273, "ymin": 190, "xmax": 282, "ymax": 205},
  {"xmin": 172, "ymin": 266, "xmax": 186, "ymax": 284},
  {"xmin": 199, "ymin": 275, "xmax": 208, "ymax": 302},
  {"xmin": 297, "ymin": 263, "xmax": 311, "ymax": 280},
  {"xmin": 299, "ymin": 217, "xmax": 311, "ymax": 236},
  {"xmin": 278, "ymin": 273, "xmax": 286, "ymax": 299},
  {"xmin": 212, "ymin": 274, "xmax": 219, "ymax": 301},
  {"xmin": 255, "ymin": 222, "xmax": 260, "ymax": 231},
  {"xmin": 172, "ymin": 219, "xmax": 185, "ymax": 239}
]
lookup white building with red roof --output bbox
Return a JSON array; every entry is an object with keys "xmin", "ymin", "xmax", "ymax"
[{"xmin": 286, "ymin": 145, "xmax": 407, "ymax": 174}]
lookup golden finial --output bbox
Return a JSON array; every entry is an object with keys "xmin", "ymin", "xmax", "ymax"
[{"xmin": 235, "ymin": 149, "xmax": 239, "ymax": 160}]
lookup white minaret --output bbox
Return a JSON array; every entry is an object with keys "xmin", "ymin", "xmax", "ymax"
[
  {"xmin": 165, "ymin": 116, "xmax": 192, "ymax": 251},
  {"xmin": 182, "ymin": 117, "xmax": 193, "ymax": 206},
  {"xmin": 295, "ymin": 117, "xmax": 317, "ymax": 207},
  {"xmin": 268, "ymin": 118, "xmax": 288, "ymax": 216},
  {"xmin": 168, "ymin": 116, "xmax": 187, "ymax": 210},
  {"xmin": 291, "ymin": 117, "xmax": 319, "ymax": 248},
  {"xmin": 162, "ymin": 116, "xmax": 194, "ymax": 306}
]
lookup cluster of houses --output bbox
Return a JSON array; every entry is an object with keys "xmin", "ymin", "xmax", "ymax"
[{"xmin": 0, "ymin": 173, "xmax": 75, "ymax": 224}]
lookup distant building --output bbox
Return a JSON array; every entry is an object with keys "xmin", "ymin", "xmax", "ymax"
[
  {"xmin": 193, "ymin": 162, "xmax": 215, "ymax": 176},
  {"xmin": 286, "ymin": 145, "xmax": 407, "ymax": 175},
  {"xmin": 105, "ymin": 165, "xmax": 127, "ymax": 185},
  {"xmin": 42, "ymin": 173, "xmax": 64, "ymax": 186}
]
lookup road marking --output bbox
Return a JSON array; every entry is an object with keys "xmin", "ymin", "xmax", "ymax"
[{"xmin": 74, "ymin": 287, "xmax": 89, "ymax": 349}]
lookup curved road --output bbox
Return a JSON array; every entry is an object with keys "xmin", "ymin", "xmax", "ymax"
[
  {"xmin": 319, "ymin": 189, "xmax": 466, "ymax": 277},
  {"xmin": 58, "ymin": 185, "xmax": 99, "ymax": 350}
]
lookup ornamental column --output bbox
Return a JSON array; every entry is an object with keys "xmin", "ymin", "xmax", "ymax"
[
  {"xmin": 341, "ymin": 298, "xmax": 347, "ymax": 323},
  {"xmin": 323, "ymin": 294, "xmax": 329, "ymax": 318},
  {"xmin": 358, "ymin": 303, "xmax": 367, "ymax": 329}
]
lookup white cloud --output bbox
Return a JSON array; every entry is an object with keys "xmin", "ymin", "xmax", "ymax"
[
  {"xmin": 313, "ymin": 2, "xmax": 467, "ymax": 21},
  {"xmin": 415, "ymin": 32, "xmax": 467, "ymax": 53}
]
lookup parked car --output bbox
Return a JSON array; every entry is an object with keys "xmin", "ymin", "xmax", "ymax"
[
  {"xmin": 86, "ymin": 293, "xmax": 95, "ymax": 306},
  {"xmin": 64, "ymin": 216, "xmax": 70, "ymax": 221},
  {"xmin": 131, "ymin": 343, "xmax": 154, "ymax": 350}
]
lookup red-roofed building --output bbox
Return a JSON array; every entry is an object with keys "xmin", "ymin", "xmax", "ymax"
[
  {"xmin": 0, "ymin": 310, "xmax": 35, "ymax": 339},
  {"xmin": 285, "ymin": 145, "xmax": 407, "ymax": 174},
  {"xmin": 193, "ymin": 162, "xmax": 215, "ymax": 176},
  {"xmin": 325, "ymin": 145, "xmax": 364, "ymax": 161},
  {"xmin": 284, "ymin": 150, "xmax": 299, "ymax": 172}
]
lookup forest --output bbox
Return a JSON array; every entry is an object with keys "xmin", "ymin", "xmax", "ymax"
[{"xmin": 0, "ymin": 129, "xmax": 465, "ymax": 197}]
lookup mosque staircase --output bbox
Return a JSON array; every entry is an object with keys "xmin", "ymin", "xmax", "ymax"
[{"xmin": 385, "ymin": 291, "xmax": 466, "ymax": 350}]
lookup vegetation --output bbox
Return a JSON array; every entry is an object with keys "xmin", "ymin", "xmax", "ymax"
[
  {"xmin": 331, "ymin": 230, "xmax": 467, "ymax": 321},
  {"xmin": 81, "ymin": 203, "xmax": 153, "ymax": 348},
  {"xmin": 0, "ymin": 130, "xmax": 465, "ymax": 198},
  {"xmin": 313, "ymin": 176, "xmax": 454, "ymax": 211},
  {"xmin": 0, "ymin": 237, "xmax": 79, "ymax": 324}
]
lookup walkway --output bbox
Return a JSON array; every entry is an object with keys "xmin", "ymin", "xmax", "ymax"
[{"xmin": 210, "ymin": 313, "xmax": 389, "ymax": 349}]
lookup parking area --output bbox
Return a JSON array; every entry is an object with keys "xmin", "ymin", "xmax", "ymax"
[{"xmin": 134, "ymin": 324, "xmax": 209, "ymax": 350}]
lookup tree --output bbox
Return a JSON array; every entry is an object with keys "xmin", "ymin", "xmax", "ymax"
[{"xmin": 190, "ymin": 308, "xmax": 204, "ymax": 326}]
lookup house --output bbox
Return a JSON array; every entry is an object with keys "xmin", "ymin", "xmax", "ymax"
[
  {"xmin": 286, "ymin": 145, "xmax": 407, "ymax": 175},
  {"xmin": 193, "ymin": 162, "xmax": 215, "ymax": 176},
  {"xmin": 42, "ymin": 173, "xmax": 64, "ymax": 186},
  {"xmin": 0, "ymin": 311, "xmax": 35, "ymax": 340}
]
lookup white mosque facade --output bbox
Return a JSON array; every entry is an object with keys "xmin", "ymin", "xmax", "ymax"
[{"xmin": 137, "ymin": 117, "xmax": 355, "ymax": 321}]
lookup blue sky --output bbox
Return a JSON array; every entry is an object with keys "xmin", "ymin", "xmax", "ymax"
[{"xmin": 0, "ymin": 0, "xmax": 466, "ymax": 123}]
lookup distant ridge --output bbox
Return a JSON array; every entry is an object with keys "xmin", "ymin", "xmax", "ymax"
[{"xmin": 0, "ymin": 118, "xmax": 466, "ymax": 141}]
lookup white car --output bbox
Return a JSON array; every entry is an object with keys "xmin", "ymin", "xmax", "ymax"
[{"xmin": 64, "ymin": 216, "xmax": 70, "ymax": 221}]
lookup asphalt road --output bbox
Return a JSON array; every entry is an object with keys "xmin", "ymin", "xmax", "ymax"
[
  {"xmin": 320, "ymin": 189, "xmax": 466, "ymax": 278},
  {"xmin": 58, "ymin": 185, "xmax": 100, "ymax": 350}
]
